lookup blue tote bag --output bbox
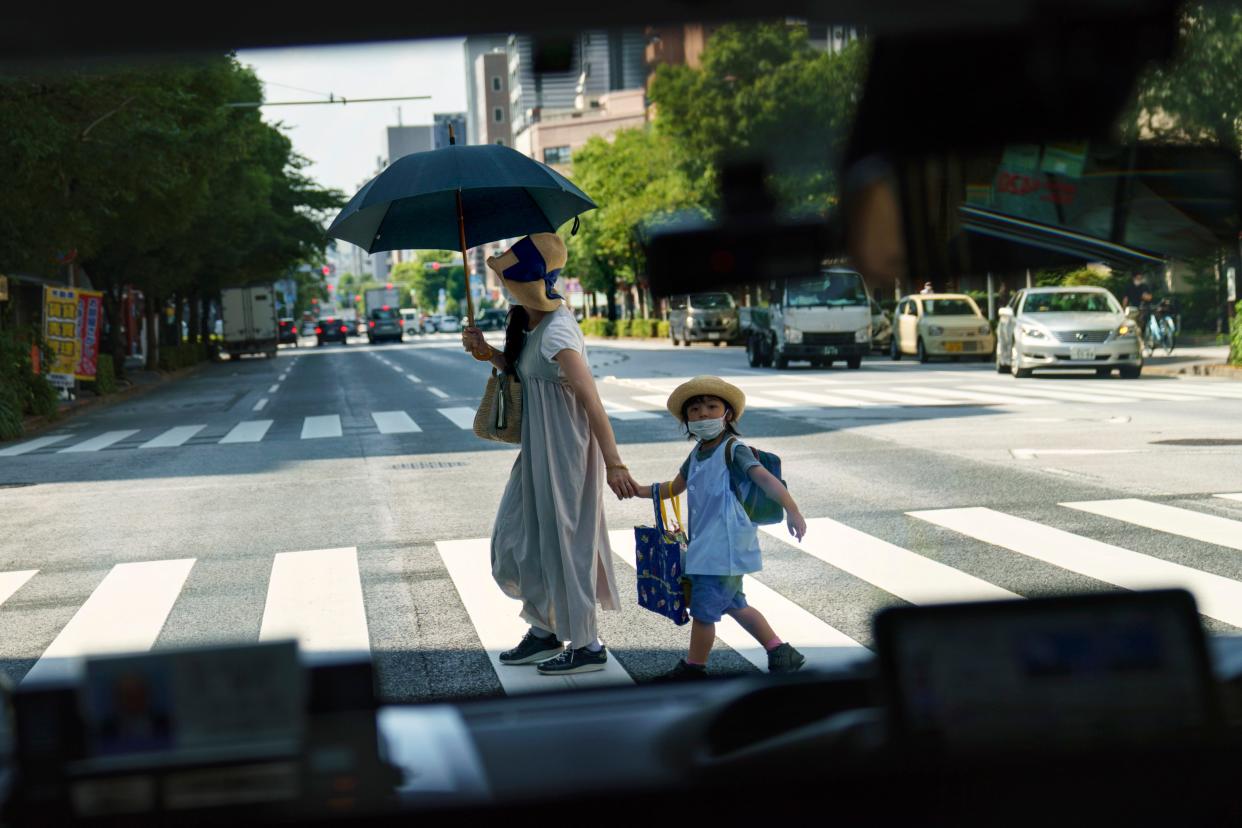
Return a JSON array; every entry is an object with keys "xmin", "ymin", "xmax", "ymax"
[{"xmin": 634, "ymin": 486, "xmax": 690, "ymax": 626}]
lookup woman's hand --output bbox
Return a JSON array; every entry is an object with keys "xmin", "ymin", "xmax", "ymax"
[
  {"xmin": 461, "ymin": 326, "xmax": 489, "ymax": 360},
  {"xmin": 606, "ymin": 467, "xmax": 641, "ymax": 500}
]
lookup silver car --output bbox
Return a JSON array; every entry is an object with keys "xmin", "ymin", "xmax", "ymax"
[{"xmin": 996, "ymin": 287, "xmax": 1142, "ymax": 378}]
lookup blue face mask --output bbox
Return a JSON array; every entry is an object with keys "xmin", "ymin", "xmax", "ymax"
[{"xmin": 687, "ymin": 417, "xmax": 726, "ymax": 441}]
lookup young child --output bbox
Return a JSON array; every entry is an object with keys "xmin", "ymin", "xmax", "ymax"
[{"xmin": 633, "ymin": 376, "xmax": 808, "ymax": 681}]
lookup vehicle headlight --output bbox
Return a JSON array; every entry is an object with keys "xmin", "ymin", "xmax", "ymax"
[
  {"xmin": 785, "ymin": 327, "xmax": 803, "ymax": 344},
  {"xmin": 686, "ymin": 316, "xmax": 697, "ymax": 327},
  {"xmin": 1115, "ymin": 324, "xmax": 1135, "ymax": 337},
  {"xmin": 1020, "ymin": 325, "xmax": 1047, "ymax": 340},
  {"xmin": 855, "ymin": 326, "xmax": 870, "ymax": 343},
  {"xmin": 928, "ymin": 325, "xmax": 944, "ymax": 336},
  {"xmin": 978, "ymin": 324, "xmax": 991, "ymax": 335}
]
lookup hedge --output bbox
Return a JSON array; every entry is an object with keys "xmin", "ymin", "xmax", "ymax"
[
  {"xmin": 614, "ymin": 319, "xmax": 631, "ymax": 338},
  {"xmin": 578, "ymin": 317, "xmax": 671, "ymax": 338},
  {"xmin": 0, "ymin": 322, "xmax": 59, "ymax": 439},
  {"xmin": 158, "ymin": 342, "xmax": 208, "ymax": 372},
  {"xmin": 88, "ymin": 353, "xmax": 118, "ymax": 395},
  {"xmin": 579, "ymin": 318, "xmax": 615, "ymax": 337},
  {"xmin": 657, "ymin": 320, "xmax": 670, "ymax": 338},
  {"xmin": 1231, "ymin": 300, "xmax": 1242, "ymax": 367}
]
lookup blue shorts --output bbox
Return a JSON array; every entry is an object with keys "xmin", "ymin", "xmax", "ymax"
[{"xmin": 687, "ymin": 575, "xmax": 748, "ymax": 623}]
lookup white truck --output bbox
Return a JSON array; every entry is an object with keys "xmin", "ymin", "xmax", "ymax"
[
  {"xmin": 744, "ymin": 266, "xmax": 873, "ymax": 370},
  {"xmin": 220, "ymin": 285, "xmax": 279, "ymax": 359},
  {"xmin": 364, "ymin": 287, "xmax": 401, "ymax": 317}
]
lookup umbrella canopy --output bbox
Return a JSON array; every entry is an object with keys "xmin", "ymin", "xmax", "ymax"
[{"xmin": 327, "ymin": 144, "xmax": 597, "ymax": 254}]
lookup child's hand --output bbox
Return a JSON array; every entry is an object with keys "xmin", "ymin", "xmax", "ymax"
[{"xmin": 786, "ymin": 510, "xmax": 807, "ymax": 542}]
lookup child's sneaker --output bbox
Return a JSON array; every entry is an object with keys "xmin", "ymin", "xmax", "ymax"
[
  {"xmin": 653, "ymin": 659, "xmax": 709, "ymax": 683},
  {"xmin": 536, "ymin": 645, "xmax": 608, "ymax": 675},
  {"xmin": 767, "ymin": 643, "xmax": 806, "ymax": 674}
]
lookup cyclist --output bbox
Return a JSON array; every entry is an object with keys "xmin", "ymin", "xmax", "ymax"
[{"xmin": 1122, "ymin": 272, "xmax": 1154, "ymax": 346}]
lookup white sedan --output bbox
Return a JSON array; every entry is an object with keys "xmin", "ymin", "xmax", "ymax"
[
  {"xmin": 437, "ymin": 316, "xmax": 461, "ymax": 333},
  {"xmin": 890, "ymin": 293, "xmax": 995, "ymax": 363}
]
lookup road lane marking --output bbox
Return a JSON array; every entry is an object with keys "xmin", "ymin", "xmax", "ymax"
[
  {"xmin": 0, "ymin": 570, "xmax": 37, "ymax": 608},
  {"xmin": 1165, "ymin": 382, "xmax": 1242, "ymax": 399},
  {"xmin": 428, "ymin": 387, "xmax": 450, "ymax": 399},
  {"xmin": 22, "ymin": 559, "xmax": 196, "ymax": 686},
  {"xmin": 140, "ymin": 425, "xmax": 207, "ymax": 449},
  {"xmin": 826, "ymin": 388, "xmax": 964, "ymax": 406},
  {"xmin": 1010, "ymin": 448, "xmax": 1140, "ymax": 460},
  {"xmin": 253, "ymin": 398, "xmax": 269, "ymax": 412},
  {"xmin": 760, "ymin": 518, "xmax": 1016, "ymax": 605},
  {"xmin": 601, "ymin": 400, "xmax": 660, "ymax": 420},
  {"xmin": 889, "ymin": 386, "xmax": 1053, "ymax": 406},
  {"xmin": 371, "ymin": 411, "xmax": 422, "ymax": 434},
  {"xmin": 609, "ymin": 530, "xmax": 867, "ymax": 673},
  {"xmin": 279, "ymin": 374, "xmax": 288, "ymax": 381},
  {"xmin": 1216, "ymin": 493, "xmax": 1242, "ymax": 503},
  {"xmin": 259, "ymin": 547, "xmax": 370, "ymax": 657},
  {"xmin": 436, "ymin": 538, "xmax": 633, "ymax": 693},
  {"xmin": 58, "ymin": 430, "xmax": 139, "ymax": 453},
  {"xmin": 908, "ymin": 507, "xmax": 1242, "ymax": 628},
  {"xmin": 1061, "ymin": 499, "xmax": 1242, "ymax": 552},
  {"xmin": 765, "ymin": 389, "xmax": 878, "ymax": 408},
  {"xmin": 0, "ymin": 435, "xmax": 71, "ymax": 456},
  {"xmin": 268, "ymin": 384, "xmax": 280, "ymax": 393},
  {"xmin": 405, "ymin": 373, "xmax": 422, "ymax": 383},
  {"xmin": 301, "ymin": 415, "xmax": 342, "ymax": 439},
  {"xmin": 219, "ymin": 420, "xmax": 273, "ymax": 444},
  {"xmin": 437, "ymin": 408, "xmax": 477, "ymax": 430},
  {"xmin": 960, "ymin": 384, "xmax": 1139, "ymax": 404}
]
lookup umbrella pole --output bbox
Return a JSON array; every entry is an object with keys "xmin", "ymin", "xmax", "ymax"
[{"xmin": 454, "ymin": 188, "xmax": 476, "ymax": 326}]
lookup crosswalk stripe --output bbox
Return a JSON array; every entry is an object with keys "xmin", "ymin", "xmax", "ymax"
[
  {"xmin": 428, "ymin": 387, "xmax": 450, "ymax": 399},
  {"xmin": 219, "ymin": 420, "xmax": 273, "ymax": 444},
  {"xmin": 259, "ymin": 547, "xmax": 370, "ymax": 656},
  {"xmin": 140, "ymin": 425, "xmax": 207, "ymax": 449},
  {"xmin": 58, "ymin": 430, "xmax": 140, "ymax": 453},
  {"xmin": 0, "ymin": 570, "xmax": 37, "ymax": 607},
  {"xmin": 22, "ymin": 559, "xmax": 196, "ymax": 686},
  {"xmin": 760, "ymin": 518, "xmax": 1016, "ymax": 604},
  {"xmin": 438, "ymin": 407, "xmax": 477, "ymax": 430},
  {"xmin": 268, "ymin": 384, "xmax": 280, "ymax": 393},
  {"xmin": 1165, "ymin": 383, "xmax": 1242, "ymax": 399},
  {"xmin": 602, "ymin": 399, "xmax": 660, "ymax": 420},
  {"xmin": 609, "ymin": 530, "xmax": 866, "ymax": 672},
  {"xmin": 1061, "ymin": 499, "xmax": 1242, "ymax": 552},
  {"xmin": 961, "ymin": 384, "xmax": 1138, "ymax": 404},
  {"xmin": 767, "ymin": 389, "xmax": 878, "ymax": 407},
  {"xmin": 301, "ymin": 415, "xmax": 342, "ymax": 439},
  {"xmin": 436, "ymin": 538, "xmax": 633, "ymax": 693},
  {"xmin": 1083, "ymin": 385, "xmax": 1207, "ymax": 402},
  {"xmin": 889, "ymin": 386, "xmax": 1052, "ymax": 406},
  {"xmin": 1216, "ymin": 493, "xmax": 1242, "ymax": 503},
  {"xmin": 0, "ymin": 435, "xmax": 71, "ymax": 456},
  {"xmin": 828, "ymin": 387, "xmax": 959, "ymax": 406},
  {"xmin": 908, "ymin": 507, "xmax": 1242, "ymax": 629},
  {"xmin": 253, "ymin": 398, "xmax": 269, "ymax": 412},
  {"xmin": 371, "ymin": 411, "xmax": 422, "ymax": 434}
]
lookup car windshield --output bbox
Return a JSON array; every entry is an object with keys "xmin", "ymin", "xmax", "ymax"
[
  {"xmin": 922, "ymin": 299, "xmax": 978, "ymax": 316},
  {"xmin": 1023, "ymin": 292, "xmax": 1120, "ymax": 314},
  {"xmin": 688, "ymin": 293, "xmax": 734, "ymax": 309},
  {"xmin": 787, "ymin": 271, "xmax": 868, "ymax": 307}
]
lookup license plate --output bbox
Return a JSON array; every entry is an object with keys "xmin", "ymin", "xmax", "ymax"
[
  {"xmin": 1070, "ymin": 346, "xmax": 1096, "ymax": 360},
  {"xmin": 944, "ymin": 342, "xmax": 963, "ymax": 352},
  {"xmin": 708, "ymin": 332, "xmax": 721, "ymax": 340},
  {"xmin": 822, "ymin": 346, "xmax": 838, "ymax": 355}
]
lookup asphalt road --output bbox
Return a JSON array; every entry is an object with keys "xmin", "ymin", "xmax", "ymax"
[{"xmin": 1, "ymin": 332, "xmax": 1241, "ymax": 701}]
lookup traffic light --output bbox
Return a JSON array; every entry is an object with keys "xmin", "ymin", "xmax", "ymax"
[
  {"xmin": 431, "ymin": 261, "xmax": 441, "ymax": 272},
  {"xmin": 355, "ymin": 294, "xmax": 362, "ymax": 303},
  {"xmin": 326, "ymin": 284, "xmax": 334, "ymax": 292},
  {"xmin": 321, "ymin": 266, "xmax": 330, "ymax": 276},
  {"xmin": 386, "ymin": 282, "xmax": 393, "ymax": 290}
]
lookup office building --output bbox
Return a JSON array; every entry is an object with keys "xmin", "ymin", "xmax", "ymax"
[
  {"xmin": 464, "ymin": 35, "xmax": 512, "ymax": 145},
  {"xmin": 434, "ymin": 112, "xmax": 467, "ymax": 147}
]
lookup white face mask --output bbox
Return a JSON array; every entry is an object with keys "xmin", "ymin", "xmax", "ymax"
[{"xmin": 687, "ymin": 417, "xmax": 726, "ymax": 441}]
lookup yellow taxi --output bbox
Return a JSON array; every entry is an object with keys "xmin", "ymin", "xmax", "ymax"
[{"xmin": 890, "ymin": 293, "xmax": 996, "ymax": 363}]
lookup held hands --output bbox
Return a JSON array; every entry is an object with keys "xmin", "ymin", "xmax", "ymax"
[
  {"xmin": 606, "ymin": 466, "xmax": 641, "ymax": 500},
  {"xmin": 786, "ymin": 509, "xmax": 807, "ymax": 542},
  {"xmin": 461, "ymin": 327, "xmax": 491, "ymax": 361}
]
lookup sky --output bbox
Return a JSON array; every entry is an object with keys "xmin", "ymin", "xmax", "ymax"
[{"xmin": 236, "ymin": 38, "xmax": 468, "ymax": 198}]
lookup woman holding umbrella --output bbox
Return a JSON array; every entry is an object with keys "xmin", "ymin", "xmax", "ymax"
[{"xmin": 462, "ymin": 233, "xmax": 640, "ymax": 676}]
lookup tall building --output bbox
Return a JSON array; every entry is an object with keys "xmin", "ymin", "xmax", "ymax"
[
  {"xmin": 474, "ymin": 51, "xmax": 512, "ymax": 147},
  {"xmin": 387, "ymin": 125, "xmax": 434, "ymax": 162},
  {"xmin": 434, "ymin": 112, "xmax": 467, "ymax": 147},
  {"xmin": 463, "ymin": 35, "xmax": 512, "ymax": 145}
]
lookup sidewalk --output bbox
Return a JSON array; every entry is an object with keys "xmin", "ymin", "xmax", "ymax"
[{"xmin": 1143, "ymin": 345, "xmax": 1241, "ymax": 379}]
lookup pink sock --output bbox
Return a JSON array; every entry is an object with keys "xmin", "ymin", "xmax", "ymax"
[{"xmin": 764, "ymin": 637, "xmax": 783, "ymax": 652}]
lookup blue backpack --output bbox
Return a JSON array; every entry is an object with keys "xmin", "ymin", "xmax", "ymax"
[{"xmin": 726, "ymin": 438, "xmax": 787, "ymax": 525}]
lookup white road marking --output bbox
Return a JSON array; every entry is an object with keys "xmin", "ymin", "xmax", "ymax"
[
  {"xmin": 268, "ymin": 384, "xmax": 280, "ymax": 393},
  {"xmin": 22, "ymin": 559, "xmax": 196, "ymax": 686},
  {"xmin": 58, "ymin": 430, "xmax": 139, "ymax": 453},
  {"xmin": 279, "ymin": 374, "xmax": 288, "ymax": 381},
  {"xmin": 1062, "ymin": 498, "xmax": 1242, "ymax": 552},
  {"xmin": 219, "ymin": 420, "xmax": 273, "ymax": 444},
  {"xmin": 371, "ymin": 411, "xmax": 422, "ymax": 434},
  {"xmin": 609, "ymin": 530, "xmax": 867, "ymax": 673},
  {"xmin": 761, "ymin": 518, "xmax": 1016, "ymax": 604},
  {"xmin": 766, "ymin": 389, "xmax": 878, "ymax": 408},
  {"xmin": 140, "ymin": 425, "xmax": 207, "ymax": 449},
  {"xmin": 828, "ymin": 387, "xmax": 964, "ymax": 406},
  {"xmin": 405, "ymin": 373, "xmax": 422, "ymax": 383},
  {"xmin": 437, "ymin": 408, "xmax": 477, "ymax": 430},
  {"xmin": 1010, "ymin": 448, "xmax": 1140, "ymax": 460},
  {"xmin": 259, "ymin": 547, "xmax": 370, "ymax": 656},
  {"xmin": 1216, "ymin": 493, "xmax": 1242, "ymax": 503},
  {"xmin": 890, "ymin": 386, "xmax": 1052, "ymax": 406},
  {"xmin": 961, "ymin": 384, "xmax": 1139, "ymax": 404},
  {"xmin": 428, "ymin": 387, "xmax": 450, "ymax": 399},
  {"xmin": 253, "ymin": 398, "xmax": 269, "ymax": 412},
  {"xmin": 1166, "ymin": 382, "xmax": 1242, "ymax": 399},
  {"xmin": 301, "ymin": 415, "xmax": 342, "ymax": 439},
  {"xmin": 0, "ymin": 435, "xmax": 71, "ymax": 456},
  {"xmin": 908, "ymin": 507, "xmax": 1242, "ymax": 628},
  {"xmin": 0, "ymin": 570, "xmax": 37, "ymax": 607},
  {"xmin": 436, "ymin": 538, "xmax": 633, "ymax": 693},
  {"xmin": 601, "ymin": 400, "xmax": 660, "ymax": 420}
]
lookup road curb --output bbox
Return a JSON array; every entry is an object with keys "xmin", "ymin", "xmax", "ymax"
[{"xmin": 12, "ymin": 361, "xmax": 211, "ymax": 443}]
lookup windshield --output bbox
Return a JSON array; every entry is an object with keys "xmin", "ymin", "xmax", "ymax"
[
  {"xmin": 922, "ymin": 299, "xmax": 978, "ymax": 316},
  {"xmin": 370, "ymin": 309, "xmax": 399, "ymax": 320},
  {"xmin": 688, "ymin": 293, "xmax": 735, "ymax": 309},
  {"xmin": 787, "ymin": 271, "xmax": 868, "ymax": 307},
  {"xmin": 1022, "ymin": 292, "xmax": 1120, "ymax": 314}
]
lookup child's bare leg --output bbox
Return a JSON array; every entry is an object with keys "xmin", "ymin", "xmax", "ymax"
[
  {"xmin": 725, "ymin": 606, "xmax": 780, "ymax": 649},
  {"xmin": 688, "ymin": 619, "xmax": 715, "ymax": 664}
]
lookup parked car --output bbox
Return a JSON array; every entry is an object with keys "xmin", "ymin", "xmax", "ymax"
[
  {"xmin": 315, "ymin": 316, "xmax": 350, "ymax": 346},
  {"xmin": 422, "ymin": 315, "xmax": 442, "ymax": 333},
  {"xmin": 870, "ymin": 299, "xmax": 893, "ymax": 352},
  {"xmin": 995, "ymin": 286, "xmax": 1141, "ymax": 378},
  {"xmin": 277, "ymin": 318, "xmax": 298, "ymax": 346},
  {"xmin": 437, "ymin": 316, "xmax": 461, "ymax": 333},
  {"xmin": 476, "ymin": 308, "xmax": 508, "ymax": 331},
  {"xmin": 890, "ymin": 293, "xmax": 995, "ymax": 363},
  {"xmin": 668, "ymin": 292, "xmax": 742, "ymax": 346},
  {"xmin": 400, "ymin": 309, "xmax": 420, "ymax": 336},
  {"xmin": 367, "ymin": 307, "xmax": 403, "ymax": 344}
]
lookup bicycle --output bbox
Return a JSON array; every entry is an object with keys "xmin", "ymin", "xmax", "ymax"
[{"xmin": 1142, "ymin": 300, "xmax": 1177, "ymax": 358}]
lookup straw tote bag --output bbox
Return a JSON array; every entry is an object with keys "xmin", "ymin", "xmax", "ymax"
[{"xmin": 473, "ymin": 368, "xmax": 522, "ymax": 444}]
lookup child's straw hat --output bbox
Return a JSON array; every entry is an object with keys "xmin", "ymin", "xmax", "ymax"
[{"xmin": 666, "ymin": 376, "xmax": 747, "ymax": 423}]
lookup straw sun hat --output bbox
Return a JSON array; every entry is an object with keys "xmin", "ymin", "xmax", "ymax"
[
  {"xmin": 486, "ymin": 233, "xmax": 567, "ymax": 312},
  {"xmin": 666, "ymin": 376, "xmax": 747, "ymax": 423}
]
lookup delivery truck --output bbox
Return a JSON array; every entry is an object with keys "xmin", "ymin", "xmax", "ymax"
[
  {"xmin": 220, "ymin": 285, "xmax": 279, "ymax": 359},
  {"xmin": 364, "ymin": 287, "xmax": 401, "ymax": 316}
]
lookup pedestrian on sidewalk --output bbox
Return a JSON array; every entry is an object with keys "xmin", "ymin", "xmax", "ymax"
[
  {"xmin": 629, "ymin": 376, "xmax": 809, "ymax": 681},
  {"xmin": 461, "ymin": 233, "xmax": 642, "ymax": 676}
]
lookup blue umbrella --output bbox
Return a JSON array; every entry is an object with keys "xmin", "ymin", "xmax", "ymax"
[{"xmin": 327, "ymin": 141, "xmax": 596, "ymax": 322}]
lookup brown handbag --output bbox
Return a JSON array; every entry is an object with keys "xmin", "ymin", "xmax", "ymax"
[{"xmin": 472, "ymin": 368, "xmax": 522, "ymax": 444}]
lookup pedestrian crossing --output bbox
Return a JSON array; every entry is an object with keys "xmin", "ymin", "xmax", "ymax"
[{"xmin": 4, "ymin": 493, "xmax": 1242, "ymax": 694}]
